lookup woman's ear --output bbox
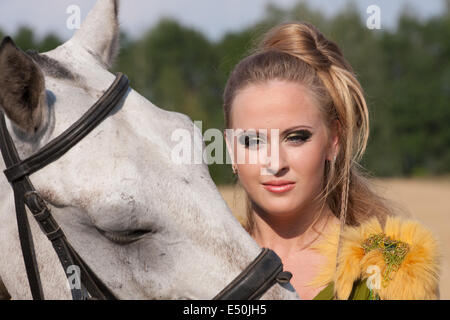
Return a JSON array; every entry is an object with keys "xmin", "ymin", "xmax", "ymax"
[
  {"xmin": 327, "ymin": 120, "xmax": 340, "ymax": 162},
  {"xmin": 224, "ymin": 129, "xmax": 236, "ymax": 167}
]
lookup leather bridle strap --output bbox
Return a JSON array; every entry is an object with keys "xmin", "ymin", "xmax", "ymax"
[
  {"xmin": 0, "ymin": 73, "xmax": 129, "ymax": 300},
  {"xmin": 213, "ymin": 248, "xmax": 292, "ymax": 300},
  {"xmin": 0, "ymin": 113, "xmax": 44, "ymax": 299}
]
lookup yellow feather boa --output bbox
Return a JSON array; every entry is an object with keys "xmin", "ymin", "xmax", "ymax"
[{"xmin": 308, "ymin": 216, "xmax": 441, "ymax": 300}]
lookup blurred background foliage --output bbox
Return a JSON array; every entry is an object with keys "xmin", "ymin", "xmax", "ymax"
[{"xmin": 2, "ymin": 1, "xmax": 449, "ymax": 185}]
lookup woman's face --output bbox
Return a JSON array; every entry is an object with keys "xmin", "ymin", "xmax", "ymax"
[{"xmin": 226, "ymin": 79, "xmax": 338, "ymax": 219}]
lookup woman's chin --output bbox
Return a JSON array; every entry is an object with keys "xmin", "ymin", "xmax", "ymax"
[{"xmin": 256, "ymin": 201, "xmax": 301, "ymax": 218}]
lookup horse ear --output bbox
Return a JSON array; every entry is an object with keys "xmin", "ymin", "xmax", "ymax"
[
  {"xmin": 0, "ymin": 37, "xmax": 46, "ymax": 135},
  {"xmin": 71, "ymin": 0, "xmax": 120, "ymax": 69}
]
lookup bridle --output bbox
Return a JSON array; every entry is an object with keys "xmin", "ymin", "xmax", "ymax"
[{"xmin": 0, "ymin": 72, "xmax": 292, "ymax": 300}]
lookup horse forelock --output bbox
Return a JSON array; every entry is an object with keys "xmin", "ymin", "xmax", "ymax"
[{"xmin": 26, "ymin": 50, "xmax": 76, "ymax": 81}]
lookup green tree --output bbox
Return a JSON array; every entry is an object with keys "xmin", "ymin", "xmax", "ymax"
[
  {"xmin": 13, "ymin": 26, "xmax": 37, "ymax": 51},
  {"xmin": 38, "ymin": 34, "xmax": 61, "ymax": 53}
]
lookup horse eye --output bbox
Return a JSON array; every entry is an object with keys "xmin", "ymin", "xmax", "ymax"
[{"xmin": 96, "ymin": 228, "xmax": 154, "ymax": 245}]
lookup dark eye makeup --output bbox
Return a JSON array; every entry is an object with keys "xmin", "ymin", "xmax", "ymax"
[
  {"xmin": 238, "ymin": 134, "xmax": 265, "ymax": 148},
  {"xmin": 285, "ymin": 129, "xmax": 312, "ymax": 144},
  {"xmin": 237, "ymin": 129, "xmax": 312, "ymax": 148}
]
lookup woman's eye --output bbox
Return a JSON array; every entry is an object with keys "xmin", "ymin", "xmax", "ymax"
[
  {"xmin": 238, "ymin": 135, "xmax": 265, "ymax": 148},
  {"xmin": 286, "ymin": 130, "xmax": 312, "ymax": 144}
]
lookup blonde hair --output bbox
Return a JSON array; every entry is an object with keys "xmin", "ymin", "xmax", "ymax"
[{"xmin": 223, "ymin": 22, "xmax": 396, "ymax": 236}]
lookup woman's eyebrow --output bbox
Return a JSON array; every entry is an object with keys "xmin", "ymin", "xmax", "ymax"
[
  {"xmin": 280, "ymin": 125, "xmax": 314, "ymax": 136},
  {"xmin": 237, "ymin": 129, "xmax": 262, "ymax": 136},
  {"xmin": 237, "ymin": 125, "xmax": 313, "ymax": 136}
]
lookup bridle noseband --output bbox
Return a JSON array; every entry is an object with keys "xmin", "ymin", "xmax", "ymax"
[
  {"xmin": 0, "ymin": 72, "xmax": 292, "ymax": 300},
  {"xmin": 213, "ymin": 248, "xmax": 292, "ymax": 300}
]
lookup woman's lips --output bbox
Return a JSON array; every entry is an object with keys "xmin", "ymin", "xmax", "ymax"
[{"xmin": 262, "ymin": 182, "xmax": 296, "ymax": 193}]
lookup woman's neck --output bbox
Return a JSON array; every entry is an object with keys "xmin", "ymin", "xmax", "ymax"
[{"xmin": 251, "ymin": 201, "xmax": 339, "ymax": 257}]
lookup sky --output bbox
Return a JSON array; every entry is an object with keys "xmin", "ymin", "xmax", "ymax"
[{"xmin": 0, "ymin": 0, "xmax": 446, "ymax": 42}]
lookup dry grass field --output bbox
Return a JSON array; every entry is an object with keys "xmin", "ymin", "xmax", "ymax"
[{"xmin": 218, "ymin": 177, "xmax": 450, "ymax": 300}]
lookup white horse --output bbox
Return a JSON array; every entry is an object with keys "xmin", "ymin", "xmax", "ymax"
[{"xmin": 0, "ymin": 0, "xmax": 298, "ymax": 300}]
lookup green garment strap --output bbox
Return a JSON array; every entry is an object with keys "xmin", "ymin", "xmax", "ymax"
[
  {"xmin": 313, "ymin": 282, "xmax": 334, "ymax": 300},
  {"xmin": 313, "ymin": 280, "xmax": 372, "ymax": 300}
]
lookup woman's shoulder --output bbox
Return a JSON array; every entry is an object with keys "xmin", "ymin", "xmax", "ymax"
[{"xmin": 309, "ymin": 215, "xmax": 441, "ymax": 300}]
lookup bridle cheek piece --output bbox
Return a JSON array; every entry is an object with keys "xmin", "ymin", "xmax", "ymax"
[{"xmin": 0, "ymin": 73, "xmax": 292, "ymax": 300}]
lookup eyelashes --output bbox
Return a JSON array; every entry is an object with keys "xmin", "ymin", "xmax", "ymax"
[
  {"xmin": 285, "ymin": 130, "xmax": 312, "ymax": 144},
  {"xmin": 238, "ymin": 135, "xmax": 264, "ymax": 148},
  {"xmin": 238, "ymin": 130, "xmax": 312, "ymax": 149}
]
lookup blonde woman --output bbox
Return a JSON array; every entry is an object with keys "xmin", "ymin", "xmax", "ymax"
[{"xmin": 223, "ymin": 22, "xmax": 441, "ymax": 300}]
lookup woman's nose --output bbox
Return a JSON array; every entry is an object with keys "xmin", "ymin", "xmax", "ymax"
[{"xmin": 260, "ymin": 146, "xmax": 288, "ymax": 176}]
